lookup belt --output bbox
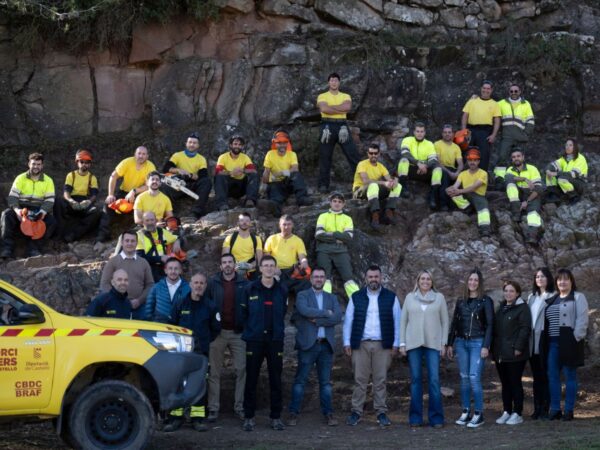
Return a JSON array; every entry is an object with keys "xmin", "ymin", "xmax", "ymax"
[
  {"xmin": 468, "ymin": 124, "xmax": 493, "ymax": 130},
  {"xmin": 316, "ymin": 338, "xmax": 328, "ymax": 344},
  {"xmin": 321, "ymin": 118, "xmax": 347, "ymax": 123}
]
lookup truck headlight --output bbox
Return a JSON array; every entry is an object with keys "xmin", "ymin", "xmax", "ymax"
[{"xmin": 140, "ymin": 331, "xmax": 194, "ymax": 353}]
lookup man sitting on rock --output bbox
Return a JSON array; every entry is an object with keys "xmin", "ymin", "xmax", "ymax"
[
  {"xmin": 55, "ymin": 149, "xmax": 102, "ymax": 243},
  {"xmin": 446, "ymin": 148, "xmax": 491, "ymax": 237},
  {"xmin": 137, "ymin": 211, "xmax": 182, "ymax": 282},
  {"xmin": 86, "ymin": 269, "xmax": 132, "ymax": 319},
  {"xmin": 96, "ymin": 145, "xmax": 156, "ymax": 242},
  {"xmin": 162, "ymin": 132, "xmax": 212, "ymax": 219},
  {"xmin": 260, "ymin": 131, "xmax": 313, "ymax": 217},
  {"xmin": 214, "ymin": 135, "xmax": 259, "ymax": 211},
  {"xmin": 352, "ymin": 143, "xmax": 401, "ymax": 231},
  {"xmin": 434, "ymin": 125, "xmax": 464, "ymax": 211},
  {"xmin": 315, "ymin": 192, "xmax": 359, "ymax": 299},
  {"xmin": 133, "ymin": 171, "xmax": 174, "ymax": 226},
  {"xmin": 397, "ymin": 122, "xmax": 443, "ymax": 210},
  {"xmin": 1, "ymin": 152, "xmax": 56, "ymax": 258},
  {"xmin": 504, "ymin": 148, "xmax": 543, "ymax": 244},
  {"xmin": 263, "ymin": 214, "xmax": 311, "ymax": 295},
  {"xmin": 222, "ymin": 212, "xmax": 263, "ymax": 281}
]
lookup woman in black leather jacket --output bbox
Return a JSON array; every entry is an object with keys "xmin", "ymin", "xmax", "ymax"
[{"xmin": 447, "ymin": 269, "xmax": 494, "ymax": 428}]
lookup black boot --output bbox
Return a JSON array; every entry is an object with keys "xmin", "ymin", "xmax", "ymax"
[
  {"xmin": 399, "ymin": 177, "xmax": 410, "ymax": 199},
  {"xmin": 429, "ymin": 186, "xmax": 440, "ymax": 210}
]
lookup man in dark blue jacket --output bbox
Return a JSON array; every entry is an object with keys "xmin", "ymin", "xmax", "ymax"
[
  {"xmin": 206, "ymin": 253, "xmax": 249, "ymax": 422},
  {"xmin": 144, "ymin": 257, "xmax": 190, "ymax": 322},
  {"xmin": 241, "ymin": 255, "xmax": 288, "ymax": 432},
  {"xmin": 86, "ymin": 269, "xmax": 132, "ymax": 319},
  {"xmin": 287, "ymin": 267, "xmax": 342, "ymax": 427},
  {"xmin": 164, "ymin": 272, "xmax": 220, "ymax": 432}
]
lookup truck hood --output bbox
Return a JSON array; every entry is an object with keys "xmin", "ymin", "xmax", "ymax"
[{"xmin": 79, "ymin": 317, "xmax": 192, "ymax": 335}]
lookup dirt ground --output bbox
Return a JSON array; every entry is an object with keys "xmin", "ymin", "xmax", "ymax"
[{"xmin": 3, "ymin": 364, "xmax": 600, "ymax": 450}]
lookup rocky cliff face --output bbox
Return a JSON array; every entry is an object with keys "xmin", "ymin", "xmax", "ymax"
[{"xmin": 1, "ymin": 1, "xmax": 600, "ymax": 359}]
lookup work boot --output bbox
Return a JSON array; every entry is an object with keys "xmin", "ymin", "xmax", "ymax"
[
  {"xmin": 429, "ymin": 186, "xmax": 440, "ymax": 210},
  {"xmin": 27, "ymin": 241, "xmax": 41, "ymax": 257},
  {"xmin": 399, "ymin": 178, "xmax": 410, "ymax": 199},
  {"xmin": 384, "ymin": 209, "xmax": 397, "ymax": 225},
  {"xmin": 510, "ymin": 202, "xmax": 522, "ymax": 222},
  {"xmin": 192, "ymin": 419, "xmax": 208, "ymax": 432},
  {"xmin": 525, "ymin": 227, "xmax": 539, "ymax": 245},
  {"xmin": 370, "ymin": 211, "xmax": 382, "ymax": 232},
  {"xmin": 162, "ymin": 417, "xmax": 184, "ymax": 432},
  {"xmin": 479, "ymin": 225, "xmax": 491, "ymax": 237}
]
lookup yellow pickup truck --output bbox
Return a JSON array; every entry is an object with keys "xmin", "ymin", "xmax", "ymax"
[{"xmin": 0, "ymin": 279, "xmax": 207, "ymax": 449}]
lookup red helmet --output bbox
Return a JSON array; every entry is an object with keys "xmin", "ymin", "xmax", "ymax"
[
  {"xmin": 453, "ymin": 129, "xmax": 471, "ymax": 151},
  {"xmin": 270, "ymin": 130, "xmax": 293, "ymax": 152},
  {"xmin": 465, "ymin": 148, "xmax": 481, "ymax": 160},
  {"xmin": 76, "ymin": 149, "xmax": 93, "ymax": 162}
]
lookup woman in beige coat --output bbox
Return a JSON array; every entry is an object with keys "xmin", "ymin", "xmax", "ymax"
[{"xmin": 400, "ymin": 270, "xmax": 449, "ymax": 428}]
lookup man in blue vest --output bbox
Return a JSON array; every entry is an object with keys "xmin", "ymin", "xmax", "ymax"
[
  {"xmin": 343, "ymin": 265, "xmax": 401, "ymax": 428},
  {"xmin": 287, "ymin": 267, "xmax": 342, "ymax": 427}
]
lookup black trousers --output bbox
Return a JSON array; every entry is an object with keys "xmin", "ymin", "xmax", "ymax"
[
  {"xmin": 162, "ymin": 176, "xmax": 212, "ymax": 218},
  {"xmin": 439, "ymin": 166, "xmax": 458, "ymax": 209},
  {"xmin": 268, "ymin": 173, "xmax": 308, "ymax": 205},
  {"xmin": 214, "ymin": 173, "xmax": 259, "ymax": 208},
  {"xmin": 496, "ymin": 360, "xmax": 526, "ymax": 415},
  {"xmin": 244, "ymin": 339, "xmax": 284, "ymax": 419},
  {"xmin": 96, "ymin": 189, "xmax": 128, "ymax": 242},
  {"xmin": 530, "ymin": 354, "xmax": 550, "ymax": 412},
  {"xmin": 468, "ymin": 125, "xmax": 494, "ymax": 172},
  {"xmin": 54, "ymin": 197, "xmax": 102, "ymax": 241},
  {"xmin": 279, "ymin": 269, "xmax": 311, "ymax": 295},
  {"xmin": 318, "ymin": 121, "xmax": 360, "ymax": 189},
  {"xmin": 1, "ymin": 208, "xmax": 56, "ymax": 253}
]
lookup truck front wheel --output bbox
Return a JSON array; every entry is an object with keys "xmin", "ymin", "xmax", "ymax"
[{"xmin": 68, "ymin": 380, "xmax": 154, "ymax": 450}]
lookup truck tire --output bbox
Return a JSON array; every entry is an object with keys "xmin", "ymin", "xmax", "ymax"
[{"xmin": 68, "ymin": 379, "xmax": 154, "ymax": 450}]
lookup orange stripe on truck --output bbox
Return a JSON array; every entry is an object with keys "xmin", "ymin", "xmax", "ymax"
[{"xmin": 0, "ymin": 328, "xmax": 144, "ymax": 338}]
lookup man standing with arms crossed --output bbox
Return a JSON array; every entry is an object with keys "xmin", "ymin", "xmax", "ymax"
[
  {"xmin": 317, "ymin": 72, "xmax": 361, "ymax": 193},
  {"xmin": 287, "ymin": 267, "xmax": 342, "ymax": 427}
]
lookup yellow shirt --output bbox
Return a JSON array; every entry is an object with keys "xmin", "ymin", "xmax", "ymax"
[
  {"xmin": 462, "ymin": 97, "xmax": 501, "ymax": 126},
  {"xmin": 115, "ymin": 157, "xmax": 156, "ymax": 192},
  {"xmin": 264, "ymin": 233, "xmax": 307, "ymax": 270},
  {"xmin": 64, "ymin": 171, "xmax": 99, "ymax": 197},
  {"xmin": 263, "ymin": 150, "xmax": 299, "ymax": 183},
  {"xmin": 434, "ymin": 140, "xmax": 462, "ymax": 168},
  {"xmin": 136, "ymin": 228, "xmax": 178, "ymax": 254},
  {"xmin": 317, "ymin": 91, "xmax": 351, "ymax": 119},
  {"xmin": 457, "ymin": 169, "xmax": 488, "ymax": 196},
  {"xmin": 223, "ymin": 233, "xmax": 263, "ymax": 263},
  {"xmin": 169, "ymin": 151, "xmax": 207, "ymax": 174},
  {"xmin": 216, "ymin": 152, "xmax": 255, "ymax": 180},
  {"xmin": 353, "ymin": 160, "xmax": 389, "ymax": 190},
  {"xmin": 133, "ymin": 191, "xmax": 173, "ymax": 221}
]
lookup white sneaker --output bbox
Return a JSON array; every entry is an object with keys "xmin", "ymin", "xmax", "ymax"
[
  {"xmin": 467, "ymin": 412, "xmax": 484, "ymax": 428},
  {"xmin": 506, "ymin": 412, "xmax": 523, "ymax": 425},
  {"xmin": 496, "ymin": 411, "xmax": 511, "ymax": 424},
  {"xmin": 455, "ymin": 409, "xmax": 470, "ymax": 426}
]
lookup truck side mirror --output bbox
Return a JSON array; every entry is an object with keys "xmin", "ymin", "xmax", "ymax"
[{"xmin": 17, "ymin": 304, "xmax": 45, "ymax": 324}]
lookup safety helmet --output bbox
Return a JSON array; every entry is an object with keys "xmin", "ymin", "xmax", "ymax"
[
  {"xmin": 108, "ymin": 198, "xmax": 134, "ymax": 214},
  {"xmin": 465, "ymin": 148, "xmax": 481, "ymax": 160},
  {"xmin": 329, "ymin": 191, "xmax": 345, "ymax": 202},
  {"xmin": 76, "ymin": 149, "xmax": 93, "ymax": 162},
  {"xmin": 453, "ymin": 129, "xmax": 471, "ymax": 151},
  {"xmin": 229, "ymin": 135, "xmax": 246, "ymax": 145},
  {"xmin": 291, "ymin": 264, "xmax": 312, "ymax": 280},
  {"xmin": 270, "ymin": 130, "xmax": 293, "ymax": 152}
]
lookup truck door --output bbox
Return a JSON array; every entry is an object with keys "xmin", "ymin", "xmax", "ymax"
[{"xmin": 0, "ymin": 289, "xmax": 55, "ymax": 412}]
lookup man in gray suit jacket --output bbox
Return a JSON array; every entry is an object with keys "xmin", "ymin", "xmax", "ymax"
[{"xmin": 286, "ymin": 266, "xmax": 342, "ymax": 427}]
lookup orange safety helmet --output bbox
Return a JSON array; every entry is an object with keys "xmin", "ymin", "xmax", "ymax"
[
  {"xmin": 20, "ymin": 209, "xmax": 46, "ymax": 240},
  {"xmin": 465, "ymin": 147, "xmax": 481, "ymax": 160},
  {"xmin": 290, "ymin": 264, "xmax": 312, "ymax": 280},
  {"xmin": 108, "ymin": 198, "xmax": 134, "ymax": 214},
  {"xmin": 165, "ymin": 216, "xmax": 180, "ymax": 232},
  {"xmin": 270, "ymin": 130, "xmax": 293, "ymax": 152},
  {"xmin": 453, "ymin": 129, "xmax": 471, "ymax": 151},
  {"xmin": 76, "ymin": 149, "xmax": 93, "ymax": 162}
]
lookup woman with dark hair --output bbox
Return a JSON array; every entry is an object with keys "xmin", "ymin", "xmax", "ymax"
[
  {"xmin": 545, "ymin": 138, "xmax": 588, "ymax": 204},
  {"xmin": 543, "ymin": 268, "xmax": 589, "ymax": 421},
  {"xmin": 448, "ymin": 269, "xmax": 494, "ymax": 428},
  {"xmin": 400, "ymin": 270, "xmax": 449, "ymax": 428},
  {"xmin": 493, "ymin": 280, "xmax": 531, "ymax": 425},
  {"xmin": 527, "ymin": 267, "xmax": 555, "ymax": 419}
]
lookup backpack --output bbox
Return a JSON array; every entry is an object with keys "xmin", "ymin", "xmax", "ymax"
[{"xmin": 230, "ymin": 231, "xmax": 257, "ymax": 263}]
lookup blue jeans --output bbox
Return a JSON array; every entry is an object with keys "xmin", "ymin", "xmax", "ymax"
[
  {"xmin": 454, "ymin": 338, "xmax": 485, "ymax": 412},
  {"xmin": 289, "ymin": 341, "xmax": 334, "ymax": 416},
  {"xmin": 547, "ymin": 339, "xmax": 578, "ymax": 413},
  {"xmin": 408, "ymin": 346, "xmax": 444, "ymax": 426}
]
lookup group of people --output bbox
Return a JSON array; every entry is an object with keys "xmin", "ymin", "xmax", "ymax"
[{"xmin": 87, "ymin": 237, "xmax": 589, "ymax": 432}]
